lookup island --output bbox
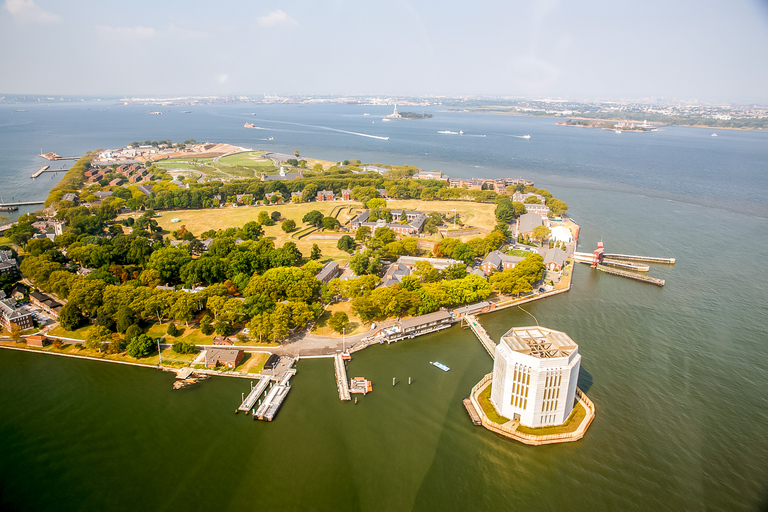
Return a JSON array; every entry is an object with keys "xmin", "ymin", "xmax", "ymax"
[{"xmin": 0, "ymin": 139, "xmax": 600, "ymax": 438}]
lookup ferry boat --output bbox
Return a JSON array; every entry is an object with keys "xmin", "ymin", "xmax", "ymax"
[
  {"xmin": 711, "ymin": 133, "xmax": 718, "ymax": 137},
  {"xmin": 148, "ymin": 111, "xmax": 162, "ymax": 115},
  {"xmin": 437, "ymin": 130, "xmax": 457, "ymax": 134},
  {"xmin": 267, "ymin": 136, "xmax": 274, "ymax": 141},
  {"xmin": 430, "ymin": 361, "xmax": 450, "ymax": 372},
  {"xmin": 244, "ymin": 123, "xmax": 255, "ymax": 128},
  {"xmin": 522, "ymin": 134, "xmax": 531, "ymax": 139}
]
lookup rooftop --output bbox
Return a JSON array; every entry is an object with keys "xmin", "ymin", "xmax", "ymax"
[{"xmin": 500, "ymin": 326, "xmax": 577, "ymax": 359}]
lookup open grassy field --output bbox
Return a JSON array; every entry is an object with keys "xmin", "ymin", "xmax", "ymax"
[
  {"xmin": 217, "ymin": 151, "xmax": 272, "ymax": 167},
  {"xmin": 311, "ymin": 301, "xmax": 370, "ymax": 337},
  {"xmin": 152, "ymin": 202, "xmax": 362, "ymax": 262},
  {"xmin": 384, "ymin": 199, "xmax": 498, "ymax": 232},
  {"xmin": 234, "ymin": 352, "xmax": 269, "ymax": 374}
]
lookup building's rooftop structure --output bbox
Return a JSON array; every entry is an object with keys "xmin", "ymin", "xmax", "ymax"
[{"xmin": 500, "ymin": 326, "xmax": 577, "ymax": 359}]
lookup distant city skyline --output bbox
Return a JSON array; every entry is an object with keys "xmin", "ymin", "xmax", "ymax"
[{"xmin": 1, "ymin": 0, "xmax": 767, "ymax": 103}]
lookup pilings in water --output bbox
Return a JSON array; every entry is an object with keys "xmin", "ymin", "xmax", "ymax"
[
  {"xmin": 334, "ymin": 353, "xmax": 351, "ymax": 401},
  {"xmin": 601, "ymin": 258, "xmax": 650, "ymax": 272},
  {"xmin": 595, "ymin": 264, "xmax": 665, "ymax": 286},
  {"xmin": 602, "ymin": 253, "xmax": 676, "ymax": 264}
]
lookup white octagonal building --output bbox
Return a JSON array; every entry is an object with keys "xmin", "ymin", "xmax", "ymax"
[{"xmin": 490, "ymin": 326, "xmax": 581, "ymax": 428}]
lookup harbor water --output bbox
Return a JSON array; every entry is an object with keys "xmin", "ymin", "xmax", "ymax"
[{"xmin": 0, "ymin": 103, "xmax": 766, "ymax": 511}]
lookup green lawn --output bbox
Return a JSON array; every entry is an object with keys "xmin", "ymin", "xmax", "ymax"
[
  {"xmin": 516, "ymin": 401, "xmax": 587, "ymax": 436},
  {"xmin": 508, "ymin": 249, "xmax": 533, "ymax": 257},
  {"xmin": 48, "ymin": 323, "xmax": 95, "ymax": 340},
  {"xmin": 478, "ymin": 383, "xmax": 511, "ymax": 425},
  {"xmin": 147, "ymin": 323, "xmax": 214, "ymax": 345},
  {"xmin": 217, "ymin": 151, "xmax": 273, "ymax": 168}
]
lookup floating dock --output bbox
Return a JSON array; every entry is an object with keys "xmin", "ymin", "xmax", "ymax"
[
  {"xmin": 602, "ymin": 253, "xmax": 675, "ymax": 264},
  {"xmin": 253, "ymin": 372, "xmax": 292, "ymax": 421},
  {"xmin": 334, "ymin": 353, "xmax": 351, "ymax": 401},
  {"xmin": 239, "ymin": 375, "xmax": 272, "ymax": 412},
  {"xmin": 349, "ymin": 377, "xmax": 372, "ymax": 395},
  {"xmin": 595, "ymin": 264, "xmax": 665, "ymax": 286},
  {"xmin": 463, "ymin": 398, "xmax": 482, "ymax": 426}
]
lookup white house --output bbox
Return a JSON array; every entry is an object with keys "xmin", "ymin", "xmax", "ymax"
[{"xmin": 491, "ymin": 326, "xmax": 581, "ymax": 428}]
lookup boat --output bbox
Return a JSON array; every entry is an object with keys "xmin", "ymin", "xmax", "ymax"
[
  {"xmin": 430, "ymin": 361, "xmax": 450, "ymax": 372},
  {"xmin": 382, "ymin": 118, "xmax": 391, "ymax": 122},
  {"xmin": 267, "ymin": 136, "xmax": 274, "ymax": 141},
  {"xmin": 437, "ymin": 130, "xmax": 459, "ymax": 135},
  {"xmin": 459, "ymin": 130, "xmax": 464, "ymax": 135},
  {"xmin": 148, "ymin": 111, "xmax": 162, "ymax": 115},
  {"xmin": 244, "ymin": 123, "xmax": 255, "ymax": 128},
  {"xmin": 363, "ymin": 113, "xmax": 370, "ymax": 116},
  {"xmin": 614, "ymin": 129, "xmax": 622, "ymax": 134},
  {"xmin": 711, "ymin": 133, "xmax": 718, "ymax": 137},
  {"xmin": 522, "ymin": 135, "xmax": 531, "ymax": 139},
  {"xmin": 180, "ymin": 111, "xmax": 191, "ymax": 114}
]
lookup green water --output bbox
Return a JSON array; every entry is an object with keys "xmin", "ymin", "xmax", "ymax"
[{"xmin": 2, "ymin": 191, "xmax": 768, "ymax": 511}]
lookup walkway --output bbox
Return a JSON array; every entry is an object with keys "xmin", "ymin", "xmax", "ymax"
[
  {"xmin": 334, "ymin": 353, "xmax": 351, "ymax": 401},
  {"xmin": 464, "ymin": 315, "xmax": 496, "ymax": 358},
  {"xmin": 238, "ymin": 375, "xmax": 272, "ymax": 412}
]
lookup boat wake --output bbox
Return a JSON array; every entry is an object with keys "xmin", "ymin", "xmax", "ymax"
[{"xmin": 243, "ymin": 118, "xmax": 389, "ymax": 140}]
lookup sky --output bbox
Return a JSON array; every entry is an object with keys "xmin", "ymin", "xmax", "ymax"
[{"xmin": 1, "ymin": 0, "xmax": 768, "ymax": 103}]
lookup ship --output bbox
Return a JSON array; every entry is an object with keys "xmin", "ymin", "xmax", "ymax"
[
  {"xmin": 430, "ymin": 361, "xmax": 450, "ymax": 372},
  {"xmin": 244, "ymin": 123, "xmax": 255, "ymax": 128},
  {"xmin": 711, "ymin": 133, "xmax": 718, "ymax": 137},
  {"xmin": 268, "ymin": 137, "xmax": 274, "ymax": 141},
  {"xmin": 148, "ymin": 111, "xmax": 162, "ymax": 115},
  {"xmin": 522, "ymin": 135, "xmax": 531, "ymax": 139}
]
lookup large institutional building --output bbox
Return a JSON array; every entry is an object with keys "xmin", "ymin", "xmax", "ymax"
[{"xmin": 491, "ymin": 326, "xmax": 581, "ymax": 428}]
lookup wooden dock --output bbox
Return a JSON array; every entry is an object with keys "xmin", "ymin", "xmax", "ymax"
[
  {"xmin": 334, "ymin": 353, "xmax": 351, "ymax": 401},
  {"xmin": 603, "ymin": 253, "xmax": 675, "ymax": 264},
  {"xmin": 238, "ymin": 375, "xmax": 272, "ymax": 412},
  {"xmin": 463, "ymin": 398, "xmax": 482, "ymax": 426},
  {"xmin": 464, "ymin": 315, "xmax": 496, "ymax": 359},
  {"xmin": 595, "ymin": 264, "xmax": 665, "ymax": 286},
  {"xmin": 31, "ymin": 166, "xmax": 68, "ymax": 178}
]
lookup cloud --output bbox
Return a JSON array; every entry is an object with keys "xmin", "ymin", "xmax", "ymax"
[
  {"xmin": 4, "ymin": 0, "xmax": 59, "ymax": 24},
  {"xmin": 96, "ymin": 25, "xmax": 156, "ymax": 40},
  {"xmin": 256, "ymin": 9, "xmax": 296, "ymax": 28}
]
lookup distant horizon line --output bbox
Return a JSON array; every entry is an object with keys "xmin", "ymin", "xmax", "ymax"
[{"xmin": 1, "ymin": 93, "xmax": 766, "ymax": 107}]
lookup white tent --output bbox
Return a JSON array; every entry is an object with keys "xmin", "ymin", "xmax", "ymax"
[{"xmin": 550, "ymin": 226, "xmax": 573, "ymax": 243}]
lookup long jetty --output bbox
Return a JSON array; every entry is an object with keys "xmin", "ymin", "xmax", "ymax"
[
  {"xmin": 334, "ymin": 353, "xmax": 351, "ymax": 401},
  {"xmin": 238, "ymin": 375, "xmax": 272, "ymax": 412},
  {"xmin": 0, "ymin": 200, "xmax": 45, "ymax": 208},
  {"xmin": 603, "ymin": 253, "xmax": 675, "ymax": 264},
  {"xmin": 595, "ymin": 264, "xmax": 665, "ymax": 286},
  {"xmin": 465, "ymin": 315, "xmax": 496, "ymax": 358}
]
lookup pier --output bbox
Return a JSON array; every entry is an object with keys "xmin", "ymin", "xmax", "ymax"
[
  {"xmin": 31, "ymin": 166, "xmax": 68, "ymax": 178},
  {"xmin": 601, "ymin": 258, "xmax": 650, "ymax": 272},
  {"xmin": 334, "ymin": 352, "xmax": 351, "ymax": 401},
  {"xmin": 596, "ymin": 264, "xmax": 665, "ymax": 286},
  {"xmin": 39, "ymin": 153, "xmax": 79, "ymax": 161},
  {"xmin": 253, "ymin": 372, "xmax": 293, "ymax": 421},
  {"xmin": 464, "ymin": 315, "xmax": 496, "ymax": 358},
  {"xmin": 603, "ymin": 253, "xmax": 675, "ymax": 264},
  {"xmin": 0, "ymin": 201, "xmax": 45, "ymax": 208},
  {"xmin": 238, "ymin": 375, "xmax": 272, "ymax": 412}
]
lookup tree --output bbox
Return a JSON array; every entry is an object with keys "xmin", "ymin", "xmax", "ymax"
[
  {"xmin": 127, "ymin": 334, "xmax": 154, "ymax": 359},
  {"xmin": 451, "ymin": 243, "xmax": 476, "ymax": 266},
  {"xmin": 525, "ymin": 195, "xmax": 543, "ymax": 204},
  {"xmin": 349, "ymin": 253, "xmax": 370, "ymax": 275},
  {"xmin": 337, "ymin": 235, "xmax": 356, "ymax": 253},
  {"xmin": 9, "ymin": 324, "xmax": 22, "ymax": 344},
  {"xmin": 85, "ymin": 325, "xmax": 112, "ymax": 352},
  {"xmin": 355, "ymin": 226, "xmax": 371, "ymax": 242},
  {"xmin": 281, "ymin": 219, "xmax": 296, "ymax": 233},
  {"xmin": 271, "ymin": 211, "xmax": 281, "ymax": 222},
  {"xmin": 328, "ymin": 311, "xmax": 350, "ymax": 334},
  {"xmin": 413, "ymin": 260, "xmax": 440, "ymax": 283},
  {"xmin": 125, "ymin": 324, "xmax": 142, "ymax": 345},
  {"xmin": 166, "ymin": 322, "xmax": 179, "ymax": 336},
  {"xmin": 147, "ymin": 247, "xmax": 192, "ymax": 283},
  {"xmin": 310, "ymin": 244, "xmax": 322, "ymax": 260},
  {"xmin": 200, "ymin": 314, "xmax": 214, "ymax": 335},
  {"xmin": 302, "ymin": 209, "xmax": 324, "ymax": 227},
  {"xmin": 302, "ymin": 184, "xmax": 318, "ymax": 203},
  {"xmin": 116, "ymin": 306, "xmax": 136, "ymax": 333},
  {"xmin": 547, "ymin": 198, "xmax": 569, "ymax": 216},
  {"xmin": 59, "ymin": 303, "xmax": 83, "ymax": 331},
  {"xmin": 531, "ymin": 225, "xmax": 551, "ymax": 246},
  {"xmin": 322, "ymin": 217, "xmax": 341, "ymax": 231},
  {"xmin": 442, "ymin": 262, "xmax": 468, "ymax": 280}
]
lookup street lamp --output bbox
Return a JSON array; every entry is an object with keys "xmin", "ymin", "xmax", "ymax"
[{"xmin": 342, "ymin": 327, "xmax": 345, "ymax": 354}]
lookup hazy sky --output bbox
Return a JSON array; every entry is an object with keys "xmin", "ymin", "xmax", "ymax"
[{"xmin": 2, "ymin": 0, "xmax": 768, "ymax": 102}]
